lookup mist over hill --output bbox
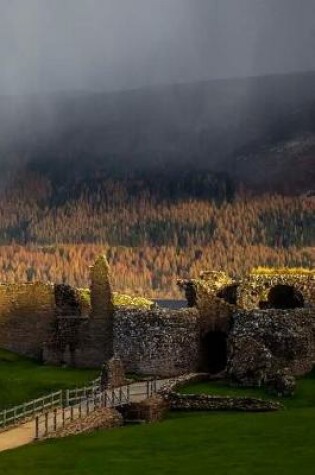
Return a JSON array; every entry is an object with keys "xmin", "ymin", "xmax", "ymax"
[{"xmin": 0, "ymin": 71, "xmax": 315, "ymax": 195}]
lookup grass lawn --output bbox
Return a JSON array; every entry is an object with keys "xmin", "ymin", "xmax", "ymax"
[
  {"xmin": 179, "ymin": 370, "xmax": 315, "ymax": 409},
  {"xmin": 0, "ymin": 370, "xmax": 315, "ymax": 474},
  {"xmin": 0, "ymin": 349, "xmax": 98, "ymax": 410}
]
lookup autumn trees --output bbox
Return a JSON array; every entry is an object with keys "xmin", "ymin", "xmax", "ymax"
[{"xmin": 0, "ymin": 170, "xmax": 313, "ymax": 297}]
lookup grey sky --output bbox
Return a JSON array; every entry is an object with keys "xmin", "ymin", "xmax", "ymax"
[{"xmin": 0, "ymin": 0, "xmax": 315, "ymax": 94}]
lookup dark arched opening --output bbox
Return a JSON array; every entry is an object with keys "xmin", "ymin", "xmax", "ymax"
[
  {"xmin": 267, "ymin": 285, "xmax": 304, "ymax": 309},
  {"xmin": 217, "ymin": 284, "xmax": 238, "ymax": 305},
  {"xmin": 200, "ymin": 331, "xmax": 227, "ymax": 374}
]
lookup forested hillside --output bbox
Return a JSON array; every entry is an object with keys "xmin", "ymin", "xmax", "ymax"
[
  {"xmin": 0, "ymin": 170, "xmax": 313, "ymax": 297},
  {"xmin": 0, "ymin": 71, "xmax": 314, "ymax": 296}
]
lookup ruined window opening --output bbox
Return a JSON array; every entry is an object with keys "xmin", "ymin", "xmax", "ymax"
[
  {"xmin": 54, "ymin": 284, "xmax": 81, "ymax": 316},
  {"xmin": 217, "ymin": 284, "xmax": 238, "ymax": 305},
  {"xmin": 185, "ymin": 284, "xmax": 197, "ymax": 307},
  {"xmin": 266, "ymin": 285, "xmax": 304, "ymax": 309},
  {"xmin": 200, "ymin": 331, "xmax": 227, "ymax": 374}
]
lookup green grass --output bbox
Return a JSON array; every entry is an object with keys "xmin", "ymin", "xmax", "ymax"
[
  {"xmin": 1, "ymin": 361, "xmax": 315, "ymax": 474},
  {"xmin": 179, "ymin": 371, "xmax": 315, "ymax": 409},
  {"xmin": 0, "ymin": 349, "xmax": 98, "ymax": 410}
]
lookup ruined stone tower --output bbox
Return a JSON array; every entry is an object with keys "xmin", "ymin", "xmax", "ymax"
[{"xmin": 87, "ymin": 255, "xmax": 115, "ymax": 365}]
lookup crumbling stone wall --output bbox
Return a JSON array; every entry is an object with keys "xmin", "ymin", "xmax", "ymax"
[
  {"xmin": 45, "ymin": 256, "xmax": 115, "ymax": 368},
  {"xmin": 0, "ymin": 283, "xmax": 56, "ymax": 359},
  {"xmin": 178, "ymin": 272, "xmax": 235, "ymax": 334},
  {"xmin": 237, "ymin": 274, "xmax": 315, "ymax": 309},
  {"xmin": 227, "ymin": 308, "xmax": 315, "ymax": 386},
  {"xmin": 114, "ymin": 308, "xmax": 200, "ymax": 376},
  {"xmin": 101, "ymin": 355, "xmax": 126, "ymax": 389},
  {"xmin": 0, "ymin": 262, "xmax": 313, "ymax": 378},
  {"xmin": 164, "ymin": 392, "xmax": 281, "ymax": 412},
  {"xmin": 82, "ymin": 255, "xmax": 114, "ymax": 367},
  {"xmin": 119, "ymin": 396, "xmax": 169, "ymax": 423},
  {"xmin": 43, "ymin": 316, "xmax": 90, "ymax": 366},
  {"xmin": 45, "ymin": 408, "xmax": 123, "ymax": 439},
  {"xmin": 178, "ymin": 271, "xmax": 315, "ymax": 311},
  {"xmin": 54, "ymin": 284, "xmax": 82, "ymax": 316}
]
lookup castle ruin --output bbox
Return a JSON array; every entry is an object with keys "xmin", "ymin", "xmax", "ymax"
[{"xmin": 0, "ymin": 256, "xmax": 314, "ymax": 389}]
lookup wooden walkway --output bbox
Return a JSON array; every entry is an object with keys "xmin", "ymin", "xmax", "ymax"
[
  {"xmin": 0, "ymin": 379, "xmax": 169, "ymax": 453},
  {"xmin": 0, "ymin": 420, "xmax": 35, "ymax": 452}
]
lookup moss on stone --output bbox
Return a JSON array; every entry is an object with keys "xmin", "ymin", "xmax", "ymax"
[
  {"xmin": 251, "ymin": 267, "xmax": 315, "ymax": 276},
  {"xmin": 112, "ymin": 292, "xmax": 154, "ymax": 309},
  {"xmin": 77, "ymin": 288, "xmax": 153, "ymax": 310}
]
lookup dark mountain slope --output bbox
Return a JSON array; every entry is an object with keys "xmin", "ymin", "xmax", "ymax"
[{"xmin": 0, "ymin": 71, "xmax": 315, "ymax": 193}]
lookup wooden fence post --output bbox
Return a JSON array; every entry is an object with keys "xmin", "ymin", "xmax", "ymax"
[
  {"xmin": 119, "ymin": 387, "xmax": 122, "ymax": 405},
  {"xmin": 45, "ymin": 412, "xmax": 48, "ymax": 436},
  {"xmin": 97, "ymin": 392, "xmax": 101, "ymax": 409},
  {"xmin": 101, "ymin": 391, "xmax": 104, "ymax": 408},
  {"xmin": 53, "ymin": 409, "xmax": 57, "ymax": 432},
  {"xmin": 65, "ymin": 390, "xmax": 70, "ymax": 407},
  {"xmin": 35, "ymin": 416, "xmax": 39, "ymax": 440}
]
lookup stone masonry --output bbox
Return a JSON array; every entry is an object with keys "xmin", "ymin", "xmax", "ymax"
[
  {"xmin": 227, "ymin": 308, "xmax": 315, "ymax": 386},
  {"xmin": 0, "ymin": 260, "xmax": 314, "ymax": 390},
  {"xmin": 114, "ymin": 308, "xmax": 200, "ymax": 376}
]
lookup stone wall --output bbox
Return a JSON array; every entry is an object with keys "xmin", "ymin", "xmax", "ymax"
[
  {"xmin": 113, "ymin": 308, "xmax": 200, "ymax": 376},
  {"xmin": 237, "ymin": 274, "xmax": 315, "ymax": 309},
  {"xmin": 45, "ymin": 256, "xmax": 116, "ymax": 368},
  {"xmin": 164, "ymin": 392, "xmax": 281, "ymax": 412},
  {"xmin": 178, "ymin": 271, "xmax": 315, "ymax": 312},
  {"xmin": 0, "ymin": 283, "xmax": 56, "ymax": 359},
  {"xmin": 87, "ymin": 255, "xmax": 114, "ymax": 366},
  {"xmin": 101, "ymin": 355, "xmax": 126, "ymax": 389},
  {"xmin": 119, "ymin": 396, "xmax": 169, "ymax": 423},
  {"xmin": 43, "ymin": 316, "xmax": 90, "ymax": 366},
  {"xmin": 178, "ymin": 273, "xmax": 236, "ymax": 336},
  {"xmin": 227, "ymin": 308, "xmax": 315, "ymax": 386},
  {"xmin": 45, "ymin": 408, "xmax": 123, "ymax": 439}
]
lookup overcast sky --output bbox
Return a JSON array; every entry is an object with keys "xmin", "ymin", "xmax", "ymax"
[{"xmin": 0, "ymin": 0, "xmax": 315, "ymax": 94}]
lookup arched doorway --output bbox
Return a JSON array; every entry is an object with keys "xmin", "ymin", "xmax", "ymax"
[
  {"xmin": 200, "ymin": 331, "xmax": 227, "ymax": 374},
  {"xmin": 267, "ymin": 285, "xmax": 304, "ymax": 309}
]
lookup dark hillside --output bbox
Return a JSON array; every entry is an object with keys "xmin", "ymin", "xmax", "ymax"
[{"xmin": 0, "ymin": 71, "xmax": 315, "ymax": 193}]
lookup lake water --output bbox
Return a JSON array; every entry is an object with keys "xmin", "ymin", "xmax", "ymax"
[{"xmin": 154, "ymin": 299, "xmax": 187, "ymax": 309}]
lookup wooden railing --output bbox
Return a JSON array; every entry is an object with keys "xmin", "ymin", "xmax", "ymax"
[
  {"xmin": 64, "ymin": 376, "xmax": 102, "ymax": 406},
  {"xmin": 0, "ymin": 375, "xmax": 101, "ymax": 432},
  {"xmin": 0, "ymin": 374, "xmax": 173, "ymax": 436},
  {"xmin": 0, "ymin": 390, "xmax": 62, "ymax": 431},
  {"xmin": 35, "ymin": 379, "xmax": 171, "ymax": 439}
]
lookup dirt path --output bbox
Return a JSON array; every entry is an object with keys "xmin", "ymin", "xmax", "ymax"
[{"xmin": 0, "ymin": 420, "xmax": 35, "ymax": 452}]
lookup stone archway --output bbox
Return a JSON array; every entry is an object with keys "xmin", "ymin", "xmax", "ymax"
[
  {"xmin": 267, "ymin": 285, "xmax": 304, "ymax": 309},
  {"xmin": 200, "ymin": 331, "xmax": 227, "ymax": 374}
]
